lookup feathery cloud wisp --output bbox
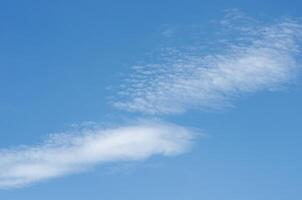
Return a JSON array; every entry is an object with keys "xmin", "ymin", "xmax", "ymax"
[
  {"xmin": 113, "ymin": 14, "xmax": 302, "ymax": 114},
  {"xmin": 0, "ymin": 122, "xmax": 194, "ymax": 188}
]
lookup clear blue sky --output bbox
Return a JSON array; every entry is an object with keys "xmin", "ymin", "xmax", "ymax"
[{"xmin": 0, "ymin": 0, "xmax": 302, "ymax": 199}]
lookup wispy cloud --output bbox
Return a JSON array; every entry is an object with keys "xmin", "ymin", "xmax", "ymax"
[
  {"xmin": 0, "ymin": 121, "xmax": 194, "ymax": 188},
  {"xmin": 113, "ymin": 12, "xmax": 302, "ymax": 114}
]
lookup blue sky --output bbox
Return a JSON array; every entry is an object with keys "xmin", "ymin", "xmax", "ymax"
[{"xmin": 0, "ymin": 0, "xmax": 302, "ymax": 199}]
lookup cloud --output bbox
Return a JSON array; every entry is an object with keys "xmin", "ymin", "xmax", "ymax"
[
  {"xmin": 0, "ymin": 121, "xmax": 194, "ymax": 188},
  {"xmin": 113, "ymin": 13, "xmax": 302, "ymax": 114}
]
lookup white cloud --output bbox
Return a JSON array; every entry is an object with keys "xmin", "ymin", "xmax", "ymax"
[
  {"xmin": 0, "ymin": 122, "xmax": 194, "ymax": 188},
  {"xmin": 113, "ymin": 14, "xmax": 302, "ymax": 114}
]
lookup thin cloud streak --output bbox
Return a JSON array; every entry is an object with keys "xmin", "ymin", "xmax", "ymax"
[
  {"xmin": 0, "ymin": 122, "xmax": 194, "ymax": 188},
  {"xmin": 114, "ymin": 14, "xmax": 302, "ymax": 114}
]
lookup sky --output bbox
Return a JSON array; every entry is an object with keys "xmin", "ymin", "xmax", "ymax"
[{"xmin": 0, "ymin": 0, "xmax": 302, "ymax": 199}]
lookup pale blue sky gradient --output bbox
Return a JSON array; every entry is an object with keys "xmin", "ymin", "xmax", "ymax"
[{"xmin": 0, "ymin": 1, "xmax": 302, "ymax": 199}]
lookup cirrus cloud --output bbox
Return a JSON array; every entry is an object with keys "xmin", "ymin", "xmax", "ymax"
[{"xmin": 0, "ymin": 121, "xmax": 194, "ymax": 188}]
